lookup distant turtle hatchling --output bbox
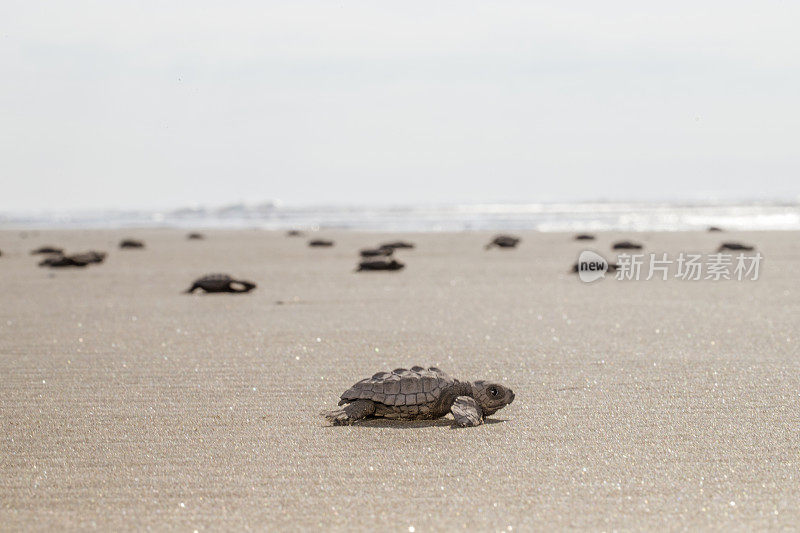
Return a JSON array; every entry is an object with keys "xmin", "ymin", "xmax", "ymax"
[
  {"xmin": 185, "ymin": 273, "xmax": 256, "ymax": 294},
  {"xmin": 39, "ymin": 250, "xmax": 106, "ymax": 268},
  {"xmin": 612, "ymin": 240, "xmax": 643, "ymax": 250},
  {"xmin": 718, "ymin": 241, "xmax": 755, "ymax": 252},
  {"xmin": 360, "ymin": 247, "xmax": 393, "ymax": 258},
  {"xmin": 485, "ymin": 235, "xmax": 520, "ymax": 249},
  {"xmin": 324, "ymin": 366, "xmax": 514, "ymax": 427},
  {"xmin": 357, "ymin": 259, "xmax": 404, "ymax": 271},
  {"xmin": 379, "ymin": 240, "xmax": 415, "ymax": 250},
  {"xmin": 31, "ymin": 246, "xmax": 64, "ymax": 255},
  {"xmin": 119, "ymin": 239, "xmax": 145, "ymax": 249}
]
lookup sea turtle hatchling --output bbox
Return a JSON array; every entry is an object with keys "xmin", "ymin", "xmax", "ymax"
[
  {"xmin": 718, "ymin": 241, "xmax": 755, "ymax": 252},
  {"xmin": 185, "ymin": 273, "xmax": 256, "ymax": 294},
  {"xmin": 119, "ymin": 239, "xmax": 145, "ymax": 249},
  {"xmin": 357, "ymin": 258, "xmax": 404, "ymax": 271},
  {"xmin": 324, "ymin": 366, "xmax": 514, "ymax": 427},
  {"xmin": 485, "ymin": 235, "xmax": 520, "ymax": 249},
  {"xmin": 31, "ymin": 246, "xmax": 64, "ymax": 255},
  {"xmin": 612, "ymin": 240, "xmax": 643, "ymax": 250},
  {"xmin": 39, "ymin": 250, "xmax": 106, "ymax": 268},
  {"xmin": 360, "ymin": 247, "xmax": 393, "ymax": 258}
]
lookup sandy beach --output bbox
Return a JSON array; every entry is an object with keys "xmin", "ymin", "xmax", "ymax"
[{"xmin": 1, "ymin": 229, "xmax": 798, "ymax": 531}]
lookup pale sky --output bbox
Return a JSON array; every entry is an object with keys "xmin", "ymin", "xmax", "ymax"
[{"xmin": 2, "ymin": 1, "xmax": 800, "ymax": 211}]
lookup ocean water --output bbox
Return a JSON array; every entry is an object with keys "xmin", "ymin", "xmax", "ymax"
[{"xmin": 2, "ymin": 202, "xmax": 800, "ymax": 232}]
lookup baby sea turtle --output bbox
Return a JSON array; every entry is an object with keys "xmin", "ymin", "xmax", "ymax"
[
  {"xmin": 38, "ymin": 251, "xmax": 106, "ymax": 268},
  {"xmin": 286, "ymin": 230, "xmax": 304, "ymax": 237},
  {"xmin": 72, "ymin": 251, "xmax": 106, "ymax": 264},
  {"xmin": 187, "ymin": 232, "xmax": 205, "ymax": 240},
  {"xmin": 31, "ymin": 246, "xmax": 64, "ymax": 255},
  {"xmin": 485, "ymin": 235, "xmax": 520, "ymax": 249},
  {"xmin": 574, "ymin": 234, "xmax": 595, "ymax": 240},
  {"xmin": 39, "ymin": 255, "xmax": 87, "ymax": 268},
  {"xmin": 612, "ymin": 240, "xmax": 643, "ymax": 250},
  {"xmin": 185, "ymin": 273, "xmax": 257, "ymax": 294},
  {"xmin": 379, "ymin": 241, "xmax": 415, "ymax": 250},
  {"xmin": 357, "ymin": 259, "xmax": 405, "ymax": 271},
  {"xmin": 119, "ymin": 239, "xmax": 145, "ymax": 249},
  {"xmin": 718, "ymin": 242, "xmax": 754, "ymax": 252},
  {"xmin": 308, "ymin": 239, "xmax": 334, "ymax": 247},
  {"xmin": 360, "ymin": 247, "xmax": 393, "ymax": 258},
  {"xmin": 325, "ymin": 366, "xmax": 514, "ymax": 427}
]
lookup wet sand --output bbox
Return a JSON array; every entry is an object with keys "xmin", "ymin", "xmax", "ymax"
[{"xmin": 1, "ymin": 229, "xmax": 799, "ymax": 530}]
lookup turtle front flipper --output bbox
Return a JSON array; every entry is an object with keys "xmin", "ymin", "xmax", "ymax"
[
  {"xmin": 230, "ymin": 280, "xmax": 256, "ymax": 293},
  {"xmin": 450, "ymin": 396, "xmax": 483, "ymax": 427},
  {"xmin": 184, "ymin": 283, "xmax": 199, "ymax": 294},
  {"xmin": 324, "ymin": 400, "xmax": 376, "ymax": 425}
]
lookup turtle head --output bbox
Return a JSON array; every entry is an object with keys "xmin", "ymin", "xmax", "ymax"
[{"xmin": 470, "ymin": 381, "xmax": 515, "ymax": 416}]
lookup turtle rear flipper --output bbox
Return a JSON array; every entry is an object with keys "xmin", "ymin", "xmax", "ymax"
[{"xmin": 324, "ymin": 400, "xmax": 375, "ymax": 425}]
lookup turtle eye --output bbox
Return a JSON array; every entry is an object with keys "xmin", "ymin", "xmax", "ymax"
[{"xmin": 489, "ymin": 387, "xmax": 498, "ymax": 397}]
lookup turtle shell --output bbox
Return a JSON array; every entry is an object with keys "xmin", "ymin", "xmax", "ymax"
[
  {"xmin": 339, "ymin": 366, "xmax": 453, "ymax": 407},
  {"xmin": 195, "ymin": 273, "xmax": 234, "ymax": 290}
]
